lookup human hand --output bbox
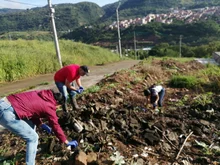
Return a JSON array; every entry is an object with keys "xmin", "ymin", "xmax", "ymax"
[
  {"xmin": 41, "ymin": 124, "xmax": 52, "ymax": 133},
  {"xmin": 76, "ymin": 86, "xmax": 84, "ymax": 94},
  {"xmin": 67, "ymin": 140, "xmax": 78, "ymax": 148}
]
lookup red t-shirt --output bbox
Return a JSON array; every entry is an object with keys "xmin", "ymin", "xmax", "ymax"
[
  {"xmin": 54, "ymin": 64, "xmax": 80, "ymax": 83},
  {"xmin": 7, "ymin": 90, "xmax": 67, "ymax": 143}
]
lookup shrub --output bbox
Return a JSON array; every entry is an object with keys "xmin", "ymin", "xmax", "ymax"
[{"xmin": 169, "ymin": 75, "xmax": 200, "ymax": 89}]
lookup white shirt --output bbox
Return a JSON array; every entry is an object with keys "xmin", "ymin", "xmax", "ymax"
[{"xmin": 151, "ymin": 85, "xmax": 163, "ymax": 95}]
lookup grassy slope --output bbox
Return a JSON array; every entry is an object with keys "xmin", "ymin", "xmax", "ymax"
[{"xmin": 0, "ymin": 40, "xmax": 121, "ymax": 82}]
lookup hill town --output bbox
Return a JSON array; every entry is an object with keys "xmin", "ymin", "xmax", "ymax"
[{"xmin": 109, "ymin": 6, "xmax": 220, "ymax": 29}]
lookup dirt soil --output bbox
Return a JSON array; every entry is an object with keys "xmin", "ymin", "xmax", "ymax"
[{"xmin": 0, "ymin": 59, "xmax": 220, "ymax": 165}]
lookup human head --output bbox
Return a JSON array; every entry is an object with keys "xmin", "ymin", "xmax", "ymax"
[
  {"xmin": 144, "ymin": 89, "xmax": 151, "ymax": 96},
  {"xmin": 79, "ymin": 65, "xmax": 89, "ymax": 76}
]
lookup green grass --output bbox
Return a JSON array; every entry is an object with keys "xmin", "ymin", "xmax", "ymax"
[
  {"xmin": 0, "ymin": 40, "xmax": 121, "ymax": 82},
  {"xmin": 85, "ymin": 85, "xmax": 101, "ymax": 94},
  {"xmin": 147, "ymin": 56, "xmax": 195, "ymax": 63},
  {"xmin": 169, "ymin": 75, "xmax": 201, "ymax": 89}
]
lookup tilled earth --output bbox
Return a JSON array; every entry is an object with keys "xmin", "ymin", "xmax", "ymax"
[{"xmin": 0, "ymin": 59, "xmax": 220, "ymax": 165}]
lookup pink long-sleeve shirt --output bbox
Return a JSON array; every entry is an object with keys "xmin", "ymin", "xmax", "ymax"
[{"xmin": 7, "ymin": 90, "xmax": 67, "ymax": 143}]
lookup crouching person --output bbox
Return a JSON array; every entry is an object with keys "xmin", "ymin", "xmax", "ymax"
[
  {"xmin": 144, "ymin": 84, "xmax": 165, "ymax": 110},
  {"xmin": 0, "ymin": 90, "xmax": 78, "ymax": 165}
]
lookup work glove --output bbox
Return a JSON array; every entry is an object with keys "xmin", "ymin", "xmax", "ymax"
[
  {"xmin": 41, "ymin": 124, "xmax": 52, "ymax": 134},
  {"xmin": 67, "ymin": 140, "xmax": 78, "ymax": 148},
  {"xmin": 76, "ymin": 86, "xmax": 84, "ymax": 94}
]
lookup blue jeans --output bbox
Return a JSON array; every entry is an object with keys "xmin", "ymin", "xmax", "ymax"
[
  {"xmin": 0, "ymin": 98, "xmax": 38, "ymax": 165},
  {"xmin": 158, "ymin": 88, "xmax": 165, "ymax": 107},
  {"xmin": 55, "ymin": 82, "xmax": 77, "ymax": 101}
]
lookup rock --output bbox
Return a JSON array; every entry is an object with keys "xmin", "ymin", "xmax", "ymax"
[
  {"xmin": 167, "ymin": 131, "xmax": 178, "ymax": 142},
  {"xmin": 115, "ymin": 90, "xmax": 124, "ymax": 96},
  {"xmin": 75, "ymin": 150, "xmax": 87, "ymax": 165},
  {"xmin": 87, "ymin": 152, "xmax": 97, "ymax": 163},
  {"xmin": 143, "ymin": 130, "xmax": 160, "ymax": 145},
  {"xmin": 200, "ymin": 120, "xmax": 210, "ymax": 126},
  {"xmin": 136, "ymin": 158, "xmax": 145, "ymax": 165}
]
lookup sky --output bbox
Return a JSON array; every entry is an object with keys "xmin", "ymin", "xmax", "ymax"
[{"xmin": 0, "ymin": 0, "xmax": 119, "ymax": 9}]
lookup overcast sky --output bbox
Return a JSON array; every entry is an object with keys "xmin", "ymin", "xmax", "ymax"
[{"xmin": 0, "ymin": 0, "xmax": 119, "ymax": 9}]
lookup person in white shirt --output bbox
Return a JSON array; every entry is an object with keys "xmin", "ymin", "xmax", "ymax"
[{"xmin": 144, "ymin": 84, "xmax": 165, "ymax": 110}]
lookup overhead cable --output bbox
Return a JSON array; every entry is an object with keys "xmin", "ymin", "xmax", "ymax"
[{"xmin": 4, "ymin": 0, "xmax": 40, "ymax": 7}]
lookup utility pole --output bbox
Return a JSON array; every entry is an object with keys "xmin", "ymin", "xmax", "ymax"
[
  {"xmin": 8, "ymin": 33, "xmax": 12, "ymax": 40},
  {"xmin": 134, "ymin": 31, "xmax": 137, "ymax": 59},
  {"xmin": 179, "ymin": 35, "xmax": 182, "ymax": 58},
  {"xmin": 48, "ymin": 0, "xmax": 62, "ymax": 68},
  {"xmin": 116, "ymin": 0, "xmax": 122, "ymax": 58}
]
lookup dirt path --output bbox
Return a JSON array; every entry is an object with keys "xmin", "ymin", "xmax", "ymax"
[{"xmin": 0, "ymin": 60, "xmax": 140, "ymax": 97}]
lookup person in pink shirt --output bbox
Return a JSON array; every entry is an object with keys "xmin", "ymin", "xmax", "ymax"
[
  {"xmin": 0, "ymin": 90, "xmax": 78, "ymax": 165},
  {"xmin": 54, "ymin": 64, "xmax": 89, "ymax": 111}
]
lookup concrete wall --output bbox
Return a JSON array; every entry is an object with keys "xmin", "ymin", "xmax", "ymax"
[{"xmin": 212, "ymin": 52, "xmax": 220, "ymax": 64}]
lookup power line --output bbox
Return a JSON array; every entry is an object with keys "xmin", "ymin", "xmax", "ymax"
[{"xmin": 4, "ymin": 0, "xmax": 40, "ymax": 7}]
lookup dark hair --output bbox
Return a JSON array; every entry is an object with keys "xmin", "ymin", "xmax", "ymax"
[
  {"xmin": 150, "ymin": 84, "xmax": 156, "ymax": 88},
  {"xmin": 80, "ymin": 65, "xmax": 89, "ymax": 73},
  {"xmin": 144, "ymin": 89, "xmax": 151, "ymax": 96},
  {"xmin": 52, "ymin": 91, "xmax": 65, "ymax": 105}
]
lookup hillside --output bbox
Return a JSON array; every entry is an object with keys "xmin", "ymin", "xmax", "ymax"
[
  {"xmin": 0, "ymin": 2, "xmax": 104, "ymax": 32},
  {"xmin": 1, "ymin": 0, "xmax": 220, "ymax": 32},
  {"xmin": 0, "ymin": 8, "xmax": 23, "ymax": 14},
  {"xmin": 101, "ymin": 0, "xmax": 220, "ymax": 22}
]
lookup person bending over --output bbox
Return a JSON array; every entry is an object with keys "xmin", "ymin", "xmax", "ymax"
[
  {"xmin": 0, "ymin": 90, "xmax": 78, "ymax": 165},
  {"xmin": 144, "ymin": 84, "xmax": 165, "ymax": 110},
  {"xmin": 54, "ymin": 64, "xmax": 89, "ymax": 111}
]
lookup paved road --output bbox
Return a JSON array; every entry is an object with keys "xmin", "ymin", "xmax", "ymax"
[
  {"xmin": 195, "ymin": 58, "xmax": 219, "ymax": 65},
  {"xmin": 0, "ymin": 60, "xmax": 140, "ymax": 132}
]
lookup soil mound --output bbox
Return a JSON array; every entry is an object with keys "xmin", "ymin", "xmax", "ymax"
[{"xmin": 0, "ymin": 59, "xmax": 219, "ymax": 165}]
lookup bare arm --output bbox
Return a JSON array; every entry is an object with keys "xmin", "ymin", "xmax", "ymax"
[
  {"xmin": 146, "ymin": 96, "xmax": 150, "ymax": 108},
  {"xmin": 65, "ymin": 79, "xmax": 77, "ymax": 91},
  {"xmin": 75, "ymin": 78, "xmax": 82, "ymax": 87},
  {"xmin": 155, "ymin": 94, "xmax": 159, "ymax": 104}
]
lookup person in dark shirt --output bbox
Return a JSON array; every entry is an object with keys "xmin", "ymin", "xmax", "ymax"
[{"xmin": 0, "ymin": 90, "xmax": 78, "ymax": 165}]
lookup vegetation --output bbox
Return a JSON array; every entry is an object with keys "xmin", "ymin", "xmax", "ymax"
[
  {"xmin": 0, "ymin": 31, "xmax": 53, "ymax": 41},
  {"xmin": 149, "ymin": 41, "xmax": 220, "ymax": 58},
  {"xmin": 0, "ymin": 40, "xmax": 120, "ymax": 82},
  {"xmin": 167, "ymin": 59, "xmax": 220, "ymax": 93},
  {"xmin": 63, "ymin": 20, "xmax": 220, "ymax": 48},
  {"xmin": 102, "ymin": 0, "xmax": 220, "ymax": 22},
  {"xmin": 0, "ymin": 2, "xmax": 104, "ymax": 32},
  {"xmin": 169, "ymin": 75, "xmax": 201, "ymax": 89},
  {"xmin": 0, "ymin": 0, "xmax": 220, "ymax": 32}
]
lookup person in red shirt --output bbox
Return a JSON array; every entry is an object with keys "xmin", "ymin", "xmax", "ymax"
[
  {"xmin": 54, "ymin": 64, "xmax": 89, "ymax": 111},
  {"xmin": 0, "ymin": 90, "xmax": 78, "ymax": 165}
]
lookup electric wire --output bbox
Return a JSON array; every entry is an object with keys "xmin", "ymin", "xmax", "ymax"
[{"xmin": 4, "ymin": 0, "xmax": 41, "ymax": 7}]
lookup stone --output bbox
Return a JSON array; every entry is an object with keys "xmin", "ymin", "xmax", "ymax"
[
  {"xmin": 87, "ymin": 152, "xmax": 98, "ymax": 163},
  {"xmin": 75, "ymin": 150, "xmax": 87, "ymax": 165}
]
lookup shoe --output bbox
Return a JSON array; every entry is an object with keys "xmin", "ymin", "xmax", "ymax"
[{"xmin": 70, "ymin": 97, "xmax": 80, "ymax": 110}]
